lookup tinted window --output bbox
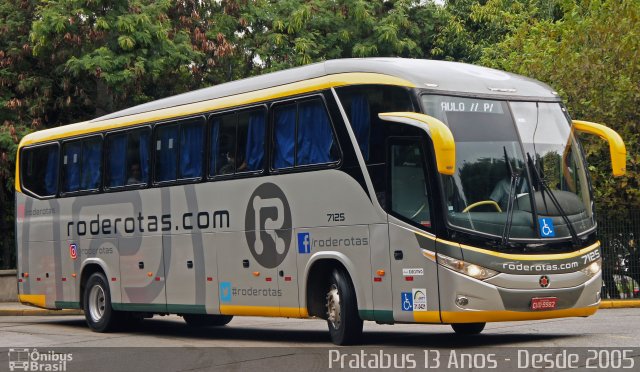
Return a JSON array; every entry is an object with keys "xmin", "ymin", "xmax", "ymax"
[
  {"xmin": 272, "ymin": 98, "xmax": 338, "ymax": 169},
  {"xmin": 106, "ymin": 128, "xmax": 150, "ymax": 188},
  {"xmin": 154, "ymin": 118, "xmax": 204, "ymax": 182},
  {"xmin": 210, "ymin": 108, "xmax": 265, "ymax": 176},
  {"xmin": 336, "ymin": 85, "xmax": 414, "ymax": 163},
  {"xmin": 22, "ymin": 144, "xmax": 59, "ymax": 197},
  {"xmin": 179, "ymin": 120, "xmax": 204, "ymax": 179},
  {"xmin": 389, "ymin": 140, "xmax": 431, "ymax": 229},
  {"xmin": 61, "ymin": 137, "xmax": 102, "ymax": 193},
  {"xmin": 155, "ymin": 124, "xmax": 179, "ymax": 182}
]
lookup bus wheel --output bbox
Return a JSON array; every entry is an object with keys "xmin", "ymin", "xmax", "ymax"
[
  {"xmin": 183, "ymin": 314, "xmax": 233, "ymax": 327},
  {"xmin": 84, "ymin": 272, "xmax": 119, "ymax": 332},
  {"xmin": 451, "ymin": 322, "xmax": 486, "ymax": 335},
  {"xmin": 326, "ymin": 268, "xmax": 363, "ymax": 345}
]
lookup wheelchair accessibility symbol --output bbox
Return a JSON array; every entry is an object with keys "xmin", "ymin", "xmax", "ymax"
[
  {"xmin": 401, "ymin": 292, "xmax": 413, "ymax": 311},
  {"xmin": 539, "ymin": 217, "xmax": 556, "ymax": 237}
]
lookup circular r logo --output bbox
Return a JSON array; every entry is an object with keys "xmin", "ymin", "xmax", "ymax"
[{"xmin": 245, "ymin": 183, "xmax": 292, "ymax": 268}]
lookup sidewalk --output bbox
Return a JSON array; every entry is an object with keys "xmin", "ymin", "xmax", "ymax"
[{"xmin": 0, "ymin": 300, "xmax": 638, "ymax": 316}]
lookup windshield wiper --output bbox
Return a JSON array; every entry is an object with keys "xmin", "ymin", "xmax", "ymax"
[
  {"xmin": 501, "ymin": 147, "xmax": 519, "ymax": 247},
  {"xmin": 526, "ymin": 153, "xmax": 581, "ymax": 246}
]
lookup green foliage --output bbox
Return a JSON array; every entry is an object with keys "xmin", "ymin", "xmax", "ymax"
[
  {"xmin": 479, "ymin": 0, "xmax": 640, "ymax": 219},
  {"xmin": 30, "ymin": 0, "xmax": 202, "ymax": 112}
]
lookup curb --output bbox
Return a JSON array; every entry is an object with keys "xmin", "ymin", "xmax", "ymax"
[
  {"xmin": 599, "ymin": 299, "xmax": 640, "ymax": 309},
  {"xmin": 0, "ymin": 309, "xmax": 83, "ymax": 316}
]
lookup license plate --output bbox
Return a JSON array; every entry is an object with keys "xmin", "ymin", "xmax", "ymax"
[{"xmin": 530, "ymin": 297, "xmax": 558, "ymax": 311}]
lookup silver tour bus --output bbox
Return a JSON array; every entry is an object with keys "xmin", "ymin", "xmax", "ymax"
[{"xmin": 16, "ymin": 58, "xmax": 626, "ymax": 345}]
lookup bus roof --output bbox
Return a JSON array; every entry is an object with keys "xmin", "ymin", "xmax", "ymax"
[
  {"xmin": 19, "ymin": 58, "xmax": 559, "ymax": 147},
  {"xmin": 96, "ymin": 58, "xmax": 558, "ymax": 122}
]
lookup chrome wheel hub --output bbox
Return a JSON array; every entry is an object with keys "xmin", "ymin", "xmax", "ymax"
[
  {"xmin": 326, "ymin": 284, "xmax": 341, "ymax": 329},
  {"xmin": 88, "ymin": 284, "xmax": 106, "ymax": 322}
]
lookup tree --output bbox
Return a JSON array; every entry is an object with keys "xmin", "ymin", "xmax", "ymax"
[
  {"xmin": 30, "ymin": 0, "xmax": 202, "ymax": 115},
  {"xmin": 0, "ymin": 0, "xmax": 46, "ymax": 269},
  {"xmin": 480, "ymin": 0, "xmax": 640, "ymax": 219}
]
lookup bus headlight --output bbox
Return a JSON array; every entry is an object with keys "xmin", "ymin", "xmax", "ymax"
[
  {"xmin": 580, "ymin": 259, "xmax": 601, "ymax": 277},
  {"xmin": 437, "ymin": 253, "xmax": 499, "ymax": 280}
]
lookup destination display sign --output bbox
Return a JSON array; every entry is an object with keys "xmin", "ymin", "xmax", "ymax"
[{"xmin": 438, "ymin": 97, "xmax": 504, "ymax": 114}]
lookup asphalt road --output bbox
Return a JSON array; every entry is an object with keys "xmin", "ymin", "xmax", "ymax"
[{"xmin": 0, "ymin": 309, "xmax": 639, "ymax": 371}]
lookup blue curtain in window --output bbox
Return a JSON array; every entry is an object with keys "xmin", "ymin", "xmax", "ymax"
[
  {"xmin": 350, "ymin": 94, "xmax": 370, "ymax": 161},
  {"xmin": 81, "ymin": 139, "xmax": 102, "ymax": 190},
  {"xmin": 245, "ymin": 111, "xmax": 265, "ymax": 171},
  {"xmin": 209, "ymin": 119, "xmax": 220, "ymax": 175},
  {"xmin": 297, "ymin": 100, "xmax": 334, "ymax": 165},
  {"xmin": 179, "ymin": 122, "xmax": 203, "ymax": 179},
  {"xmin": 63, "ymin": 142, "xmax": 81, "ymax": 192},
  {"xmin": 107, "ymin": 135, "xmax": 127, "ymax": 187},
  {"xmin": 156, "ymin": 126, "xmax": 178, "ymax": 182},
  {"xmin": 274, "ymin": 106, "xmax": 296, "ymax": 168},
  {"xmin": 44, "ymin": 147, "xmax": 58, "ymax": 195},
  {"xmin": 139, "ymin": 131, "xmax": 150, "ymax": 183}
]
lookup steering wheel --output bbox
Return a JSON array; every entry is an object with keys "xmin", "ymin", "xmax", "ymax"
[
  {"xmin": 462, "ymin": 200, "xmax": 502, "ymax": 213},
  {"xmin": 410, "ymin": 203, "xmax": 426, "ymax": 219}
]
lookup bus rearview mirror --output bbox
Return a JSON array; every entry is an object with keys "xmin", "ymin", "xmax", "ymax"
[
  {"xmin": 572, "ymin": 120, "xmax": 626, "ymax": 177},
  {"xmin": 379, "ymin": 112, "xmax": 456, "ymax": 175}
]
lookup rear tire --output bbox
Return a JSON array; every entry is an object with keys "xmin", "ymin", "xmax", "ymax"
[
  {"xmin": 451, "ymin": 322, "xmax": 486, "ymax": 335},
  {"xmin": 326, "ymin": 268, "xmax": 363, "ymax": 345},
  {"xmin": 83, "ymin": 272, "xmax": 120, "ymax": 332},
  {"xmin": 183, "ymin": 314, "xmax": 233, "ymax": 327}
]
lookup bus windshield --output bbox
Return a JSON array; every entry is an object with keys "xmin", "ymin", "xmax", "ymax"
[{"xmin": 422, "ymin": 95, "xmax": 594, "ymax": 241}]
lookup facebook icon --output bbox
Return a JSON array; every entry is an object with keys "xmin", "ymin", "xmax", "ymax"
[{"xmin": 298, "ymin": 232, "xmax": 311, "ymax": 254}]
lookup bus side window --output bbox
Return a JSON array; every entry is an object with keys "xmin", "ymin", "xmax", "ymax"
[
  {"xmin": 179, "ymin": 119, "xmax": 204, "ymax": 179},
  {"xmin": 297, "ymin": 100, "xmax": 337, "ymax": 166},
  {"xmin": 155, "ymin": 117, "xmax": 204, "ymax": 183},
  {"xmin": 210, "ymin": 113, "xmax": 237, "ymax": 176},
  {"xmin": 21, "ymin": 144, "xmax": 59, "ymax": 197},
  {"xmin": 155, "ymin": 124, "xmax": 179, "ymax": 182},
  {"xmin": 273, "ymin": 103, "xmax": 296, "ymax": 169},
  {"xmin": 272, "ymin": 98, "xmax": 338, "ymax": 169},
  {"xmin": 61, "ymin": 137, "xmax": 102, "ymax": 193},
  {"xmin": 210, "ymin": 108, "xmax": 266, "ymax": 177},
  {"xmin": 335, "ymin": 85, "xmax": 415, "ymax": 164},
  {"xmin": 105, "ymin": 128, "xmax": 150, "ymax": 188},
  {"xmin": 238, "ymin": 108, "xmax": 266, "ymax": 172}
]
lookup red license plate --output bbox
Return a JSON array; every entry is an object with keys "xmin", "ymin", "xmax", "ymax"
[{"xmin": 530, "ymin": 297, "xmax": 558, "ymax": 311}]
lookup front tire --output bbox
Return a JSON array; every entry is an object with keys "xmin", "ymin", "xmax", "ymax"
[
  {"xmin": 451, "ymin": 322, "xmax": 486, "ymax": 335},
  {"xmin": 326, "ymin": 268, "xmax": 363, "ymax": 345},
  {"xmin": 83, "ymin": 272, "xmax": 119, "ymax": 332},
  {"xmin": 183, "ymin": 314, "xmax": 233, "ymax": 327}
]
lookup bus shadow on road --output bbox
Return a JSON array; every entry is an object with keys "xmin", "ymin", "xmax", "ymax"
[{"xmin": 52, "ymin": 317, "xmax": 580, "ymax": 347}]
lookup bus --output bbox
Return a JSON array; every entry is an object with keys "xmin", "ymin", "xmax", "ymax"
[{"xmin": 15, "ymin": 58, "xmax": 626, "ymax": 345}]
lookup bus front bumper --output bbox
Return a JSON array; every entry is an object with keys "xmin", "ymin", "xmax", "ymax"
[{"xmin": 437, "ymin": 267, "xmax": 601, "ymax": 324}]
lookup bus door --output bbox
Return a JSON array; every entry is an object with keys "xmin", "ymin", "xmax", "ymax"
[{"xmin": 386, "ymin": 138, "xmax": 441, "ymax": 323}]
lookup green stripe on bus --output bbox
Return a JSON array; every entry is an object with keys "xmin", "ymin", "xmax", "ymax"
[
  {"xmin": 359, "ymin": 309, "xmax": 394, "ymax": 322},
  {"xmin": 166, "ymin": 304, "xmax": 206, "ymax": 314},
  {"xmin": 112, "ymin": 303, "xmax": 206, "ymax": 314},
  {"xmin": 112, "ymin": 303, "xmax": 167, "ymax": 312},
  {"xmin": 55, "ymin": 301, "xmax": 81, "ymax": 309}
]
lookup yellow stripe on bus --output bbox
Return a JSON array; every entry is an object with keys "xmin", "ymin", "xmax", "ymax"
[
  {"xmin": 220, "ymin": 305, "xmax": 309, "ymax": 318},
  {"xmin": 413, "ymin": 229, "xmax": 601, "ymax": 262},
  {"xmin": 413, "ymin": 311, "xmax": 442, "ymax": 323},
  {"xmin": 18, "ymin": 294, "xmax": 47, "ymax": 308},
  {"xmin": 15, "ymin": 72, "xmax": 414, "ymax": 193},
  {"xmin": 441, "ymin": 306, "xmax": 598, "ymax": 323}
]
